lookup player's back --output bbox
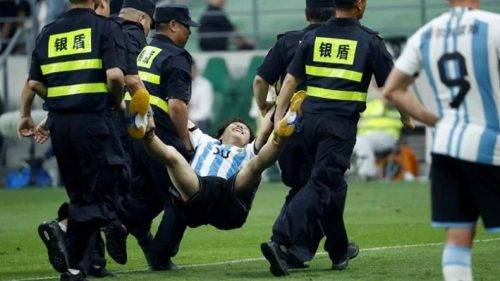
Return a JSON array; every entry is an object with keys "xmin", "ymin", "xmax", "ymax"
[{"xmin": 412, "ymin": 8, "xmax": 500, "ymax": 165}]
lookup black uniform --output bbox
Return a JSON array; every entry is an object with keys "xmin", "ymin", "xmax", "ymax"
[
  {"xmin": 108, "ymin": 13, "xmax": 160, "ymax": 263},
  {"xmin": 29, "ymin": 8, "xmax": 127, "ymax": 274},
  {"xmin": 257, "ymin": 24, "xmax": 324, "ymax": 264},
  {"xmin": 271, "ymin": 17, "xmax": 393, "ymax": 260},
  {"xmin": 126, "ymin": 4, "xmax": 200, "ymax": 267}
]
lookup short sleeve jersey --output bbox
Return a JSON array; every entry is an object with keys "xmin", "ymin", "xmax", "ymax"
[
  {"xmin": 189, "ymin": 128, "xmax": 257, "ymax": 179},
  {"xmin": 395, "ymin": 8, "xmax": 500, "ymax": 166}
]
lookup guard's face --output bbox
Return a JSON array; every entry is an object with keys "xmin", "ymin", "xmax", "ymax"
[
  {"xmin": 222, "ymin": 122, "xmax": 251, "ymax": 146},
  {"xmin": 179, "ymin": 23, "xmax": 191, "ymax": 46},
  {"xmin": 356, "ymin": 0, "xmax": 367, "ymax": 19},
  {"xmin": 140, "ymin": 14, "xmax": 153, "ymax": 36}
]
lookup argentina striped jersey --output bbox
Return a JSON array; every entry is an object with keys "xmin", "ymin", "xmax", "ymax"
[
  {"xmin": 189, "ymin": 128, "xmax": 257, "ymax": 179},
  {"xmin": 395, "ymin": 7, "xmax": 500, "ymax": 166}
]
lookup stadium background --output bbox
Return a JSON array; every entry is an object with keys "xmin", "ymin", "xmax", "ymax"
[{"xmin": 0, "ymin": 0, "xmax": 500, "ymax": 280}]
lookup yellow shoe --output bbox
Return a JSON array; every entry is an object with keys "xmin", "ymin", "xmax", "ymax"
[
  {"xmin": 275, "ymin": 91, "xmax": 306, "ymax": 138},
  {"xmin": 128, "ymin": 88, "xmax": 150, "ymax": 139}
]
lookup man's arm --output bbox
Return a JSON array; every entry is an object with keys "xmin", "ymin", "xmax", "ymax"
[
  {"xmin": 17, "ymin": 80, "xmax": 36, "ymax": 138},
  {"xmin": 274, "ymin": 33, "xmax": 308, "ymax": 126},
  {"xmin": 106, "ymin": 68, "xmax": 125, "ymax": 106},
  {"xmin": 102, "ymin": 20, "xmax": 126, "ymax": 107},
  {"xmin": 28, "ymin": 80, "xmax": 47, "ymax": 98},
  {"xmin": 125, "ymin": 74, "xmax": 145, "ymax": 95},
  {"xmin": 254, "ymin": 107, "xmax": 275, "ymax": 152},
  {"xmin": 383, "ymin": 69, "xmax": 438, "ymax": 126},
  {"xmin": 163, "ymin": 55, "xmax": 194, "ymax": 152},
  {"xmin": 253, "ymin": 75, "xmax": 275, "ymax": 117},
  {"xmin": 274, "ymin": 73, "xmax": 300, "ymax": 128},
  {"xmin": 169, "ymin": 98, "xmax": 192, "ymax": 151}
]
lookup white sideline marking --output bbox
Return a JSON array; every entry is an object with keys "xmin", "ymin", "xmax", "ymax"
[{"xmin": 8, "ymin": 238, "xmax": 500, "ymax": 281}]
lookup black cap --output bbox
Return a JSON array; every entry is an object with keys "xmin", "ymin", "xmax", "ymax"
[
  {"xmin": 306, "ymin": 0, "xmax": 334, "ymax": 8},
  {"xmin": 154, "ymin": 4, "xmax": 200, "ymax": 27},
  {"xmin": 334, "ymin": 0, "xmax": 356, "ymax": 5},
  {"xmin": 122, "ymin": 0, "xmax": 155, "ymax": 22}
]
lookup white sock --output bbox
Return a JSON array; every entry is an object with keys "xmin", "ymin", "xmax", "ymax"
[
  {"xmin": 58, "ymin": 221, "xmax": 67, "ymax": 233},
  {"xmin": 442, "ymin": 245, "xmax": 473, "ymax": 281}
]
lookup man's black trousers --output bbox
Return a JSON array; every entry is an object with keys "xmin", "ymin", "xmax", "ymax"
[{"xmin": 272, "ymin": 111, "xmax": 357, "ymax": 260}]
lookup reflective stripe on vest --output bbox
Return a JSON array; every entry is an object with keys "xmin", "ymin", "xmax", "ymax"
[
  {"xmin": 41, "ymin": 59, "xmax": 102, "ymax": 75},
  {"xmin": 47, "ymin": 83, "xmax": 107, "ymax": 98},
  {"xmin": 305, "ymin": 65, "xmax": 363, "ymax": 82},
  {"xmin": 358, "ymin": 118, "xmax": 402, "ymax": 139},
  {"xmin": 124, "ymin": 92, "xmax": 169, "ymax": 114},
  {"xmin": 138, "ymin": 71, "xmax": 160, "ymax": 85},
  {"xmin": 307, "ymin": 86, "xmax": 367, "ymax": 102}
]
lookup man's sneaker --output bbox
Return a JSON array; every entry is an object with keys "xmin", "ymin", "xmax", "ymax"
[
  {"xmin": 38, "ymin": 221, "xmax": 68, "ymax": 273},
  {"xmin": 287, "ymin": 260, "xmax": 309, "ymax": 270},
  {"xmin": 88, "ymin": 266, "xmax": 115, "ymax": 278},
  {"xmin": 331, "ymin": 242, "xmax": 360, "ymax": 271},
  {"xmin": 150, "ymin": 259, "xmax": 178, "ymax": 271},
  {"xmin": 128, "ymin": 88, "xmax": 150, "ymax": 139},
  {"xmin": 60, "ymin": 272, "xmax": 87, "ymax": 281},
  {"xmin": 103, "ymin": 221, "xmax": 128, "ymax": 265},
  {"xmin": 260, "ymin": 241, "xmax": 289, "ymax": 276},
  {"xmin": 275, "ymin": 91, "xmax": 306, "ymax": 138}
]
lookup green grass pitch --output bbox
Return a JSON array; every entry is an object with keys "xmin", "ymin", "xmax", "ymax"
[{"xmin": 1, "ymin": 181, "xmax": 499, "ymax": 280}]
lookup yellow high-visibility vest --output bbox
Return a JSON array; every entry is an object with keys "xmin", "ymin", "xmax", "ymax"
[{"xmin": 358, "ymin": 99, "xmax": 402, "ymax": 139}]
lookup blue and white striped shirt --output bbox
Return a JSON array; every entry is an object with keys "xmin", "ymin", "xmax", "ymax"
[
  {"xmin": 396, "ymin": 7, "xmax": 500, "ymax": 166},
  {"xmin": 189, "ymin": 129, "xmax": 257, "ymax": 179}
]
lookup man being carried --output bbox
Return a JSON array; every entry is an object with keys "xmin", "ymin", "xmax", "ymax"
[{"xmin": 128, "ymin": 90, "xmax": 305, "ymax": 230}]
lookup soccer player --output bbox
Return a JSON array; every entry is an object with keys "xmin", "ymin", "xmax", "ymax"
[
  {"xmin": 128, "ymin": 90, "xmax": 305, "ymax": 231},
  {"xmin": 383, "ymin": 0, "xmax": 500, "ymax": 280}
]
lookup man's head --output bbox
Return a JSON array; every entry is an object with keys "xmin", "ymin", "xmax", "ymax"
[
  {"xmin": 69, "ymin": 0, "xmax": 101, "ymax": 10},
  {"xmin": 335, "ymin": 0, "xmax": 366, "ymax": 19},
  {"xmin": 120, "ymin": 0, "xmax": 155, "ymax": 35},
  {"xmin": 216, "ymin": 119, "xmax": 255, "ymax": 147},
  {"xmin": 208, "ymin": 0, "xmax": 226, "ymax": 8},
  {"xmin": 305, "ymin": 0, "xmax": 334, "ymax": 23},
  {"xmin": 95, "ymin": 0, "xmax": 110, "ymax": 17},
  {"xmin": 155, "ymin": 4, "xmax": 200, "ymax": 47}
]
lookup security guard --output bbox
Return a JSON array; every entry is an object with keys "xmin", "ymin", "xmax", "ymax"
[
  {"xmin": 261, "ymin": 0, "xmax": 397, "ymax": 276},
  {"xmin": 355, "ymin": 98, "xmax": 403, "ymax": 179},
  {"xmin": 124, "ymin": 3, "xmax": 200, "ymax": 270},
  {"xmin": 253, "ymin": 0, "xmax": 333, "ymax": 268},
  {"xmin": 101, "ymin": 0, "xmax": 157, "ymax": 266},
  {"xmin": 27, "ymin": 0, "xmax": 127, "ymax": 279}
]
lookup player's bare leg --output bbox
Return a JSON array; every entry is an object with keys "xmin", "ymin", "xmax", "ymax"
[
  {"xmin": 144, "ymin": 134, "xmax": 199, "ymax": 201},
  {"xmin": 129, "ymin": 89, "xmax": 199, "ymax": 202},
  {"xmin": 234, "ymin": 91, "xmax": 306, "ymax": 196}
]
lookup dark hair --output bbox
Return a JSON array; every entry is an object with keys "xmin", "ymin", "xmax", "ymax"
[
  {"xmin": 155, "ymin": 22, "xmax": 170, "ymax": 31},
  {"xmin": 335, "ymin": 1, "xmax": 356, "ymax": 9},
  {"xmin": 216, "ymin": 118, "xmax": 255, "ymax": 143},
  {"xmin": 305, "ymin": 7, "xmax": 334, "ymax": 22}
]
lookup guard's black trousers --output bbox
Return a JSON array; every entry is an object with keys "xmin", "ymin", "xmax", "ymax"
[
  {"xmin": 272, "ymin": 111, "xmax": 356, "ymax": 260},
  {"xmin": 121, "ymin": 125, "xmax": 187, "ymax": 267},
  {"xmin": 48, "ymin": 112, "xmax": 129, "ymax": 273},
  {"xmin": 274, "ymin": 131, "xmax": 324, "ymax": 263}
]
